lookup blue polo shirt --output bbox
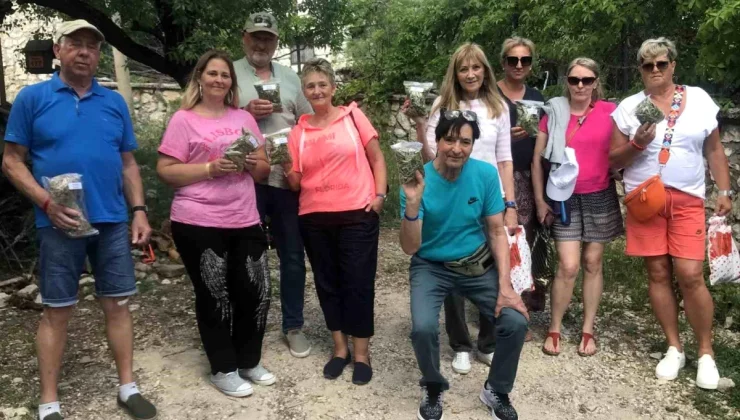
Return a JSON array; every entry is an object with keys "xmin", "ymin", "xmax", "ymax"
[
  {"xmin": 400, "ymin": 159, "xmax": 505, "ymax": 261},
  {"xmin": 5, "ymin": 73, "xmax": 137, "ymax": 228}
]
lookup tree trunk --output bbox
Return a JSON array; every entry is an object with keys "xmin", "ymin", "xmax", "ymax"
[{"xmin": 112, "ymin": 15, "xmax": 133, "ymax": 114}]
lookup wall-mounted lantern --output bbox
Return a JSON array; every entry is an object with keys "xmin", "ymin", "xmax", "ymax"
[{"xmin": 23, "ymin": 39, "xmax": 55, "ymax": 74}]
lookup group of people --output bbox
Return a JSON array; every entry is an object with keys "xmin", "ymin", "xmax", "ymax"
[{"xmin": 0, "ymin": 11, "xmax": 731, "ymax": 420}]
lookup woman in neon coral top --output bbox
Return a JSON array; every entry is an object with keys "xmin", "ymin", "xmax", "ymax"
[
  {"xmin": 284, "ymin": 58, "xmax": 387, "ymax": 385},
  {"xmin": 157, "ymin": 50, "xmax": 274, "ymax": 398},
  {"xmin": 610, "ymin": 38, "xmax": 731, "ymax": 389},
  {"xmin": 532, "ymin": 58, "xmax": 623, "ymax": 357}
]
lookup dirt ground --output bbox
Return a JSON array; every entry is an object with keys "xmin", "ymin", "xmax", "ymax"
[{"xmin": 0, "ymin": 229, "xmax": 733, "ymax": 419}]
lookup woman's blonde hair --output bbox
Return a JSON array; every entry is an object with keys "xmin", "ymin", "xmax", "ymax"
[
  {"xmin": 431, "ymin": 43, "xmax": 505, "ymax": 119},
  {"xmin": 637, "ymin": 37, "xmax": 678, "ymax": 64},
  {"xmin": 564, "ymin": 57, "xmax": 604, "ymax": 103},
  {"xmin": 181, "ymin": 50, "xmax": 240, "ymax": 110},
  {"xmin": 500, "ymin": 37, "xmax": 536, "ymax": 63},
  {"xmin": 300, "ymin": 57, "xmax": 336, "ymax": 86}
]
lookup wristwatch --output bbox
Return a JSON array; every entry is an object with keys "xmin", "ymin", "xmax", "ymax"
[
  {"xmin": 132, "ymin": 205, "xmax": 148, "ymax": 214},
  {"xmin": 376, "ymin": 193, "xmax": 387, "ymax": 200},
  {"xmin": 505, "ymin": 201, "xmax": 517, "ymax": 210},
  {"xmin": 718, "ymin": 190, "xmax": 734, "ymax": 197}
]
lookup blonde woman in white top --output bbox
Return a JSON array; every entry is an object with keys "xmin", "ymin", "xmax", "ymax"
[
  {"xmin": 406, "ymin": 42, "xmax": 517, "ymax": 373},
  {"xmin": 610, "ymin": 37, "xmax": 731, "ymax": 390}
]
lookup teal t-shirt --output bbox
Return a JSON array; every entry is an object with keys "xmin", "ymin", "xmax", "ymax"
[{"xmin": 400, "ymin": 159, "xmax": 505, "ymax": 261}]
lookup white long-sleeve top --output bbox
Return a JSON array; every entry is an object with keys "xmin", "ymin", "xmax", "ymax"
[{"xmin": 425, "ymin": 97, "xmax": 512, "ymax": 165}]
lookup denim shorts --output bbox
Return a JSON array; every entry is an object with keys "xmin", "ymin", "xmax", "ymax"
[{"xmin": 37, "ymin": 222, "xmax": 136, "ymax": 307}]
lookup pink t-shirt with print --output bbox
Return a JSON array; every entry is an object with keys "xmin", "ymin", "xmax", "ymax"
[
  {"xmin": 288, "ymin": 102, "xmax": 378, "ymax": 216},
  {"xmin": 539, "ymin": 100, "xmax": 617, "ymax": 194},
  {"xmin": 158, "ymin": 108, "xmax": 264, "ymax": 228}
]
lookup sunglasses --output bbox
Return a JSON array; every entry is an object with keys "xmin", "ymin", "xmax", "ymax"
[
  {"xmin": 566, "ymin": 76, "xmax": 597, "ymax": 86},
  {"xmin": 505, "ymin": 56, "xmax": 533, "ymax": 67},
  {"xmin": 640, "ymin": 61, "xmax": 671, "ymax": 72},
  {"xmin": 442, "ymin": 109, "xmax": 478, "ymax": 122}
]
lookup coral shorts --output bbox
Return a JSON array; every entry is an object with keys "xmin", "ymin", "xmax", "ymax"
[{"xmin": 625, "ymin": 188, "xmax": 706, "ymax": 261}]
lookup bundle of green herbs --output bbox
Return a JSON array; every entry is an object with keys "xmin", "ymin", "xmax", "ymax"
[
  {"xmin": 634, "ymin": 97, "xmax": 665, "ymax": 125},
  {"xmin": 391, "ymin": 141, "xmax": 425, "ymax": 184},
  {"xmin": 42, "ymin": 173, "xmax": 99, "ymax": 238},
  {"xmin": 403, "ymin": 81, "xmax": 433, "ymax": 118},
  {"xmin": 255, "ymin": 80, "xmax": 282, "ymax": 112},
  {"xmin": 516, "ymin": 100, "xmax": 544, "ymax": 137},
  {"xmin": 223, "ymin": 128, "xmax": 259, "ymax": 171},
  {"xmin": 265, "ymin": 128, "xmax": 292, "ymax": 166}
]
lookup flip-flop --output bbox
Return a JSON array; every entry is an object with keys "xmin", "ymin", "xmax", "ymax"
[
  {"xmin": 577, "ymin": 332, "xmax": 597, "ymax": 357},
  {"xmin": 542, "ymin": 332, "xmax": 560, "ymax": 356}
]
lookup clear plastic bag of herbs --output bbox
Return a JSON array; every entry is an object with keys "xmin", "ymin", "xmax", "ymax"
[
  {"xmin": 515, "ymin": 100, "xmax": 544, "ymax": 137},
  {"xmin": 223, "ymin": 128, "xmax": 260, "ymax": 172},
  {"xmin": 42, "ymin": 173, "xmax": 99, "ymax": 238},
  {"xmin": 634, "ymin": 96, "xmax": 665, "ymax": 125},
  {"xmin": 265, "ymin": 127, "xmax": 292, "ymax": 166},
  {"xmin": 391, "ymin": 141, "xmax": 425, "ymax": 185},
  {"xmin": 254, "ymin": 80, "xmax": 283, "ymax": 112},
  {"xmin": 403, "ymin": 81, "xmax": 433, "ymax": 119}
]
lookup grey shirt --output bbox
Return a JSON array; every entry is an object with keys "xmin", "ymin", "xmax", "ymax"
[{"xmin": 234, "ymin": 58, "xmax": 313, "ymax": 188}]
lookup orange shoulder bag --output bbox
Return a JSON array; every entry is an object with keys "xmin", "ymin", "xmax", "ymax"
[{"xmin": 624, "ymin": 85, "xmax": 685, "ymax": 222}]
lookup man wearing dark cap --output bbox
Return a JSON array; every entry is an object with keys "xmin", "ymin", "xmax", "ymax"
[
  {"xmin": 234, "ymin": 12, "xmax": 314, "ymax": 359},
  {"xmin": 2, "ymin": 20, "xmax": 156, "ymax": 420}
]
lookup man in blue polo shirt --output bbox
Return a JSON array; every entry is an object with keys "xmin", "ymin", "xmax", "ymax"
[{"xmin": 2, "ymin": 20, "xmax": 156, "ymax": 420}]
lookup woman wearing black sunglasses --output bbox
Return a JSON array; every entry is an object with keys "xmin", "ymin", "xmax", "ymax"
[
  {"xmin": 609, "ymin": 38, "xmax": 731, "ymax": 390},
  {"xmin": 496, "ymin": 37, "xmax": 549, "ymax": 342},
  {"xmin": 532, "ymin": 57, "xmax": 623, "ymax": 358}
]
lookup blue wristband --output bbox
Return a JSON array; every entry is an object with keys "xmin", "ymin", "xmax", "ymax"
[{"xmin": 404, "ymin": 212, "xmax": 419, "ymax": 221}]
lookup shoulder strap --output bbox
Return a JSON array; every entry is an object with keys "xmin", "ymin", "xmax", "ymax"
[
  {"xmin": 343, "ymin": 111, "xmax": 362, "ymax": 170},
  {"xmin": 658, "ymin": 85, "xmax": 685, "ymax": 166}
]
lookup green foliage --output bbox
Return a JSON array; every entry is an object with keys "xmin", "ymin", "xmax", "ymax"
[
  {"xmin": 14, "ymin": 0, "xmax": 350, "ymax": 84},
  {"xmin": 342, "ymin": 0, "xmax": 740, "ymax": 110}
]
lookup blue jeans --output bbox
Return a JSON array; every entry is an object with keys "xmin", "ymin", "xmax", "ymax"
[
  {"xmin": 37, "ymin": 222, "xmax": 136, "ymax": 307},
  {"xmin": 409, "ymin": 255, "xmax": 527, "ymax": 393},
  {"xmin": 256, "ymin": 184, "xmax": 307, "ymax": 333}
]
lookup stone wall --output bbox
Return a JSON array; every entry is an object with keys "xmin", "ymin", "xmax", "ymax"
[
  {"xmin": 1, "ymin": 12, "xmax": 62, "ymax": 102},
  {"xmin": 98, "ymin": 82, "xmax": 181, "ymax": 123}
]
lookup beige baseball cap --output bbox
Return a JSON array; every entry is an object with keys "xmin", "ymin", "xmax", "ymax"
[
  {"xmin": 55, "ymin": 19, "xmax": 105, "ymax": 43},
  {"xmin": 243, "ymin": 12, "xmax": 278, "ymax": 36}
]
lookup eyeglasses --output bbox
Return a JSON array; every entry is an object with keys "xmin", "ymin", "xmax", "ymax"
[
  {"xmin": 640, "ymin": 61, "xmax": 671, "ymax": 72},
  {"xmin": 505, "ymin": 56, "xmax": 533, "ymax": 67},
  {"xmin": 566, "ymin": 76, "xmax": 597, "ymax": 86},
  {"xmin": 442, "ymin": 109, "xmax": 478, "ymax": 122}
]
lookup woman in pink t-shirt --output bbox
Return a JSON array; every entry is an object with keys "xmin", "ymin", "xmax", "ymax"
[
  {"xmin": 532, "ymin": 58, "xmax": 623, "ymax": 357},
  {"xmin": 283, "ymin": 58, "xmax": 387, "ymax": 385},
  {"xmin": 156, "ymin": 50, "xmax": 274, "ymax": 397}
]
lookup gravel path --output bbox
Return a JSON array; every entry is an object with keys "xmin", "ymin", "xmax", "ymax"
[{"xmin": 0, "ymin": 229, "xmax": 732, "ymax": 419}]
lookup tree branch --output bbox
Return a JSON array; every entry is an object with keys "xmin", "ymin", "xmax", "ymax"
[{"xmin": 18, "ymin": 0, "xmax": 190, "ymax": 86}]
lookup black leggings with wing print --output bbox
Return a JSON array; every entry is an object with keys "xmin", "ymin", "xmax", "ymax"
[{"xmin": 171, "ymin": 221, "xmax": 270, "ymax": 375}]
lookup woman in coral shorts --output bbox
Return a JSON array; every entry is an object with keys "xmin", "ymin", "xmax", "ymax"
[{"xmin": 609, "ymin": 37, "xmax": 732, "ymax": 390}]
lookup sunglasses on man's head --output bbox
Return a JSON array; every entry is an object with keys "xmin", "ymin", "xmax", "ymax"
[
  {"xmin": 566, "ymin": 76, "xmax": 597, "ymax": 86},
  {"xmin": 505, "ymin": 56, "xmax": 533, "ymax": 67},
  {"xmin": 641, "ymin": 61, "xmax": 671, "ymax": 72},
  {"xmin": 442, "ymin": 109, "xmax": 478, "ymax": 122}
]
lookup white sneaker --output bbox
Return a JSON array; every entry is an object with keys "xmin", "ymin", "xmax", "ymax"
[
  {"xmin": 696, "ymin": 354, "xmax": 720, "ymax": 390},
  {"xmin": 655, "ymin": 346, "xmax": 686, "ymax": 380},
  {"xmin": 451, "ymin": 352, "xmax": 471, "ymax": 374},
  {"xmin": 239, "ymin": 364, "xmax": 277, "ymax": 386},
  {"xmin": 476, "ymin": 351, "xmax": 493, "ymax": 366},
  {"xmin": 210, "ymin": 371, "xmax": 253, "ymax": 397}
]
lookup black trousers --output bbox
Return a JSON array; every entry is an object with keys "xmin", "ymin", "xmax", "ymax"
[
  {"xmin": 171, "ymin": 221, "xmax": 270, "ymax": 374},
  {"xmin": 444, "ymin": 294, "xmax": 497, "ymax": 353},
  {"xmin": 300, "ymin": 210, "xmax": 379, "ymax": 338}
]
